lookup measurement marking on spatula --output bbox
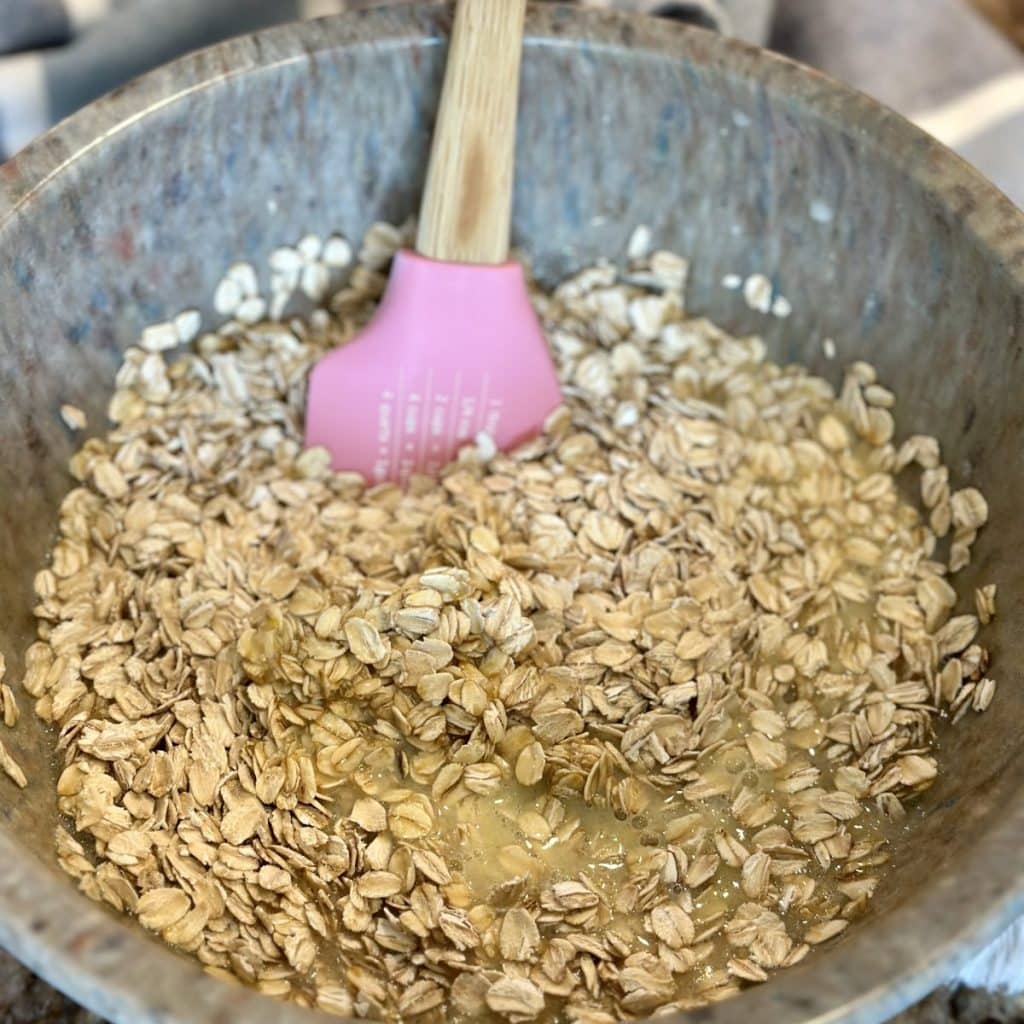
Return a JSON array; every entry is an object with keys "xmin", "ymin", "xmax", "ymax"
[
  {"xmin": 373, "ymin": 389, "xmax": 395, "ymax": 484},
  {"xmin": 389, "ymin": 366, "xmax": 405, "ymax": 484},
  {"xmin": 417, "ymin": 369, "xmax": 434, "ymax": 477},
  {"xmin": 477, "ymin": 372, "xmax": 491, "ymax": 440},
  {"xmin": 446, "ymin": 371, "xmax": 463, "ymax": 457}
]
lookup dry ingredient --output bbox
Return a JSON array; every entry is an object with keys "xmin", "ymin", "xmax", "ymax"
[
  {"xmin": 24, "ymin": 221, "xmax": 995, "ymax": 1021},
  {"xmin": 60, "ymin": 404, "xmax": 88, "ymax": 432},
  {"xmin": 0, "ymin": 652, "xmax": 26, "ymax": 789}
]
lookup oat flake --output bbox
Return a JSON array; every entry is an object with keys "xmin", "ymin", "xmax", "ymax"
[{"xmin": 28, "ymin": 222, "xmax": 995, "ymax": 1021}]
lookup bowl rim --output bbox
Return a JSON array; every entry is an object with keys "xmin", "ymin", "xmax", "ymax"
[{"xmin": 2, "ymin": 5, "xmax": 1024, "ymax": 1024}]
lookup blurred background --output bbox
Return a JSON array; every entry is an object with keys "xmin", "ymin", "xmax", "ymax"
[{"xmin": 0, "ymin": 0, "xmax": 1022, "ymax": 206}]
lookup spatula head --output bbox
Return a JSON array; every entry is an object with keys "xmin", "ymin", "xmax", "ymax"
[{"xmin": 306, "ymin": 251, "xmax": 562, "ymax": 486}]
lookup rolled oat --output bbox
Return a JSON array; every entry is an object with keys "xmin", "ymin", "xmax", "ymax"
[{"xmin": 24, "ymin": 223, "xmax": 995, "ymax": 1020}]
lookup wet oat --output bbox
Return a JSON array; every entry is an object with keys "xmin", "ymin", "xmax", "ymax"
[{"xmin": 22, "ymin": 222, "xmax": 996, "ymax": 1021}]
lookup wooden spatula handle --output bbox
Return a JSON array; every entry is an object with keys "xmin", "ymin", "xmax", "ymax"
[{"xmin": 416, "ymin": 0, "xmax": 527, "ymax": 265}]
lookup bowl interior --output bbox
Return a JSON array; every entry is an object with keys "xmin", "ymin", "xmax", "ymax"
[{"xmin": 1, "ymin": 7, "xmax": 1023, "ymax": 1024}]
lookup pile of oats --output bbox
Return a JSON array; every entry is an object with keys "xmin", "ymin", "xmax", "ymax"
[{"xmin": 24, "ymin": 222, "xmax": 996, "ymax": 1021}]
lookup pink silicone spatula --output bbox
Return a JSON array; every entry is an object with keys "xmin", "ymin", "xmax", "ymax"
[{"xmin": 306, "ymin": 0, "xmax": 562, "ymax": 486}]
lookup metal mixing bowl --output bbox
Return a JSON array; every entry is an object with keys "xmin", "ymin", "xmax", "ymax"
[{"xmin": 2, "ymin": 6, "xmax": 1023, "ymax": 1024}]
